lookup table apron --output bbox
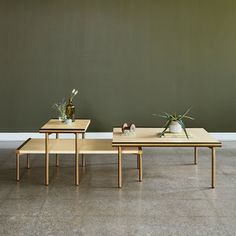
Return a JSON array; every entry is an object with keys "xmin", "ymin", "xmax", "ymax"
[{"xmin": 112, "ymin": 144, "xmax": 221, "ymax": 148}]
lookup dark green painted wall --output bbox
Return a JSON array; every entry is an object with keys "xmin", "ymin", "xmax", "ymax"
[{"xmin": 0, "ymin": 0, "xmax": 236, "ymax": 132}]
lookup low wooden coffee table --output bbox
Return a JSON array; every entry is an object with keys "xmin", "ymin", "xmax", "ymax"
[
  {"xmin": 39, "ymin": 119, "xmax": 90, "ymax": 186},
  {"xmin": 112, "ymin": 128, "xmax": 222, "ymax": 188}
]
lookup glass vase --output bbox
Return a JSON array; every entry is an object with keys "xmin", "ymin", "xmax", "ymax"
[{"xmin": 66, "ymin": 99, "xmax": 75, "ymax": 121}]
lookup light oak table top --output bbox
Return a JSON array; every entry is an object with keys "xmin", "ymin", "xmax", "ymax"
[
  {"xmin": 112, "ymin": 128, "xmax": 222, "ymax": 147},
  {"xmin": 39, "ymin": 119, "xmax": 91, "ymax": 133}
]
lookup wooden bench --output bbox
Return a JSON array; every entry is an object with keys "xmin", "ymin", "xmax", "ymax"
[{"xmin": 16, "ymin": 138, "xmax": 143, "ymax": 184}]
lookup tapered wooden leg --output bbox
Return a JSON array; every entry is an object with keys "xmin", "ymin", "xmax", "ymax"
[
  {"xmin": 139, "ymin": 148, "xmax": 142, "ymax": 182},
  {"xmin": 137, "ymin": 154, "xmax": 139, "ymax": 169},
  {"xmin": 45, "ymin": 133, "xmax": 49, "ymax": 186},
  {"xmin": 75, "ymin": 133, "xmax": 80, "ymax": 186},
  {"xmin": 211, "ymin": 147, "xmax": 216, "ymax": 188},
  {"xmin": 27, "ymin": 154, "xmax": 30, "ymax": 169},
  {"xmin": 81, "ymin": 133, "xmax": 86, "ymax": 167},
  {"xmin": 56, "ymin": 133, "xmax": 59, "ymax": 167},
  {"xmin": 118, "ymin": 147, "xmax": 122, "ymax": 188},
  {"xmin": 194, "ymin": 147, "xmax": 198, "ymax": 165},
  {"xmin": 16, "ymin": 153, "xmax": 20, "ymax": 181}
]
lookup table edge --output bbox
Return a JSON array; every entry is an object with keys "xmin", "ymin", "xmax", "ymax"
[
  {"xmin": 39, "ymin": 119, "xmax": 91, "ymax": 133},
  {"xmin": 112, "ymin": 142, "xmax": 222, "ymax": 147},
  {"xmin": 39, "ymin": 129, "xmax": 87, "ymax": 133}
]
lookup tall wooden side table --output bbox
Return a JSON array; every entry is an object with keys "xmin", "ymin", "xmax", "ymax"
[{"xmin": 39, "ymin": 119, "xmax": 91, "ymax": 186}]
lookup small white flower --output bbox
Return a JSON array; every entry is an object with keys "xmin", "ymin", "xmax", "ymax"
[{"xmin": 69, "ymin": 88, "xmax": 79, "ymax": 101}]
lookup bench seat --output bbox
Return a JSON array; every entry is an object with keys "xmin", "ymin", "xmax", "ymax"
[
  {"xmin": 16, "ymin": 138, "xmax": 141, "ymax": 155},
  {"xmin": 16, "ymin": 138, "xmax": 142, "ymax": 184}
]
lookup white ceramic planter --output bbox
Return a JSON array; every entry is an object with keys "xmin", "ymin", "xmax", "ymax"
[{"xmin": 169, "ymin": 121, "xmax": 182, "ymax": 133}]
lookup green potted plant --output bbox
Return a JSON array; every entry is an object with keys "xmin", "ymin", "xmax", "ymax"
[
  {"xmin": 160, "ymin": 108, "xmax": 194, "ymax": 139},
  {"xmin": 52, "ymin": 99, "xmax": 67, "ymax": 121}
]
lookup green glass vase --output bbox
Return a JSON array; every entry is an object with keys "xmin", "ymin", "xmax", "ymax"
[{"xmin": 65, "ymin": 99, "xmax": 75, "ymax": 121}]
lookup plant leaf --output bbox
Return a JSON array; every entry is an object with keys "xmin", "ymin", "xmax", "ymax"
[
  {"xmin": 169, "ymin": 114, "xmax": 175, "ymax": 120},
  {"xmin": 159, "ymin": 114, "xmax": 169, "ymax": 119},
  {"xmin": 160, "ymin": 119, "xmax": 172, "ymax": 136},
  {"xmin": 182, "ymin": 115, "xmax": 194, "ymax": 120},
  {"xmin": 179, "ymin": 107, "xmax": 191, "ymax": 119},
  {"xmin": 177, "ymin": 120, "xmax": 189, "ymax": 139}
]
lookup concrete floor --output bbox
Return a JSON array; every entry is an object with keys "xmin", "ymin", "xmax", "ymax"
[{"xmin": 0, "ymin": 141, "xmax": 236, "ymax": 236}]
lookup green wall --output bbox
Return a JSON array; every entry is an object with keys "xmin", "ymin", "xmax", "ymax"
[{"xmin": 0, "ymin": 0, "xmax": 236, "ymax": 132}]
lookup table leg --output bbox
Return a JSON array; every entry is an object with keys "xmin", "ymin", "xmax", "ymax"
[
  {"xmin": 137, "ymin": 154, "xmax": 139, "ymax": 169},
  {"xmin": 118, "ymin": 146, "xmax": 122, "ymax": 188},
  {"xmin": 56, "ymin": 133, "xmax": 59, "ymax": 167},
  {"xmin": 139, "ymin": 147, "xmax": 142, "ymax": 182},
  {"xmin": 81, "ymin": 133, "xmax": 86, "ymax": 167},
  {"xmin": 16, "ymin": 153, "xmax": 20, "ymax": 181},
  {"xmin": 27, "ymin": 154, "xmax": 30, "ymax": 169},
  {"xmin": 194, "ymin": 147, "xmax": 198, "ymax": 165},
  {"xmin": 75, "ymin": 133, "xmax": 80, "ymax": 186},
  {"xmin": 45, "ymin": 133, "xmax": 49, "ymax": 186},
  {"xmin": 211, "ymin": 147, "xmax": 216, "ymax": 188}
]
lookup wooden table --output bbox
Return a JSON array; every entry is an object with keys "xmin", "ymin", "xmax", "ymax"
[
  {"xmin": 112, "ymin": 128, "xmax": 222, "ymax": 188},
  {"xmin": 39, "ymin": 119, "xmax": 90, "ymax": 186}
]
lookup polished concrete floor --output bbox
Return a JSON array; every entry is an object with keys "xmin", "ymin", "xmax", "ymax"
[{"xmin": 0, "ymin": 141, "xmax": 236, "ymax": 235}]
